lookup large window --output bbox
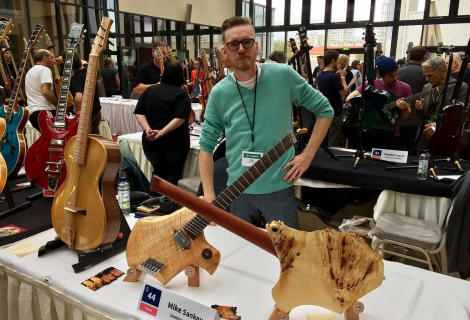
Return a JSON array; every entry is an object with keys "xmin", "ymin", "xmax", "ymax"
[
  {"xmin": 268, "ymin": 31, "xmax": 285, "ymax": 58},
  {"xmin": 397, "ymin": 25, "xmax": 422, "ymax": 60},
  {"xmin": 400, "ymin": 0, "xmax": 424, "ymax": 20},
  {"xmin": 254, "ymin": 0, "xmax": 267, "ymax": 27},
  {"xmin": 422, "ymin": 23, "xmax": 470, "ymax": 47},
  {"xmin": 310, "ymin": 0, "xmax": 326, "ymax": 24},
  {"xmin": 290, "ymin": 0, "xmax": 302, "ymax": 25},
  {"xmin": 459, "ymin": 1, "xmax": 470, "ymax": 16},
  {"xmin": 331, "ymin": 0, "xmax": 347, "ymax": 23},
  {"xmin": 430, "ymin": 0, "xmax": 450, "ymax": 17},
  {"xmin": 1, "ymin": 0, "xmax": 28, "ymax": 59},
  {"xmin": 354, "ymin": 0, "xmax": 371, "ymax": 21},
  {"xmin": 272, "ymin": 0, "xmax": 285, "ymax": 26}
]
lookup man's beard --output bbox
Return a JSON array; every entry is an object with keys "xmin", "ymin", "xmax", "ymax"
[{"xmin": 234, "ymin": 54, "xmax": 255, "ymax": 72}]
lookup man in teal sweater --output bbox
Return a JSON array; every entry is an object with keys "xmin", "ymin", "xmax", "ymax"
[{"xmin": 199, "ymin": 16, "xmax": 333, "ymax": 229}]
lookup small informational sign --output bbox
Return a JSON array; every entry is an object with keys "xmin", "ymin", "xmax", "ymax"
[
  {"xmin": 241, "ymin": 151, "xmax": 263, "ymax": 167},
  {"xmin": 371, "ymin": 148, "xmax": 408, "ymax": 164},
  {"xmin": 137, "ymin": 281, "xmax": 219, "ymax": 320}
]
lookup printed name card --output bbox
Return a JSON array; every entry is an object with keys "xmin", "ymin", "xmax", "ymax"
[
  {"xmin": 137, "ymin": 281, "xmax": 219, "ymax": 320},
  {"xmin": 371, "ymin": 148, "xmax": 408, "ymax": 164}
]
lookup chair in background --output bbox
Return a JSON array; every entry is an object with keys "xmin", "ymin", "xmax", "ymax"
[{"xmin": 372, "ymin": 202, "xmax": 453, "ymax": 273}]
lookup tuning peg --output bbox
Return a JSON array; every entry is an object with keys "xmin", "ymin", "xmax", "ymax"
[{"xmin": 84, "ymin": 29, "xmax": 87, "ymax": 33}]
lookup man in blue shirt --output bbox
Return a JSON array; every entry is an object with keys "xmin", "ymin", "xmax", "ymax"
[{"xmin": 316, "ymin": 50, "xmax": 348, "ymax": 147}]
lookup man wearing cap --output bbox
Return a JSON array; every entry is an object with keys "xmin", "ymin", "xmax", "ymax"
[{"xmin": 346, "ymin": 56, "xmax": 411, "ymax": 148}]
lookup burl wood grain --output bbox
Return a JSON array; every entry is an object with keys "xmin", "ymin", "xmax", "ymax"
[
  {"xmin": 126, "ymin": 206, "xmax": 220, "ymax": 285},
  {"xmin": 51, "ymin": 135, "xmax": 121, "ymax": 250},
  {"xmin": 266, "ymin": 221, "xmax": 384, "ymax": 315}
]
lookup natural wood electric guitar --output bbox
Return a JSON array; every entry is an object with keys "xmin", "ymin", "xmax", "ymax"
[
  {"xmin": 152, "ymin": 178, "xmax": 384, "ymax": 317},
  {"xmin": 25, "ymin": 23, "xmax": 85, "ymax": 192},
  {"xmin": 51, "ymin": 17, "xmax": 121, "ymax": 251},
  {"xmin": 0, "ymin": 23, "xmax": 42, "ymax": 177},
  {"xmin": 45, "ymin": 33, "xmax": 74, "ymax": 108},
  {"xmin": 126, "ymin": 132, "xmax": 297, "ymax": 285}
]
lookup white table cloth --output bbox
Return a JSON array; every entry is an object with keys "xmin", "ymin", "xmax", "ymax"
[
  {"xmin": 100, "ymin": 98, "xmax": 202, "ymax": 136},
  {"xmin": 0, "ymin": 218, "xmax": 469, "ymax": 320},
  {"xmin": 118, "ymin": 132, "xmax": 201, "ymax": 181}
]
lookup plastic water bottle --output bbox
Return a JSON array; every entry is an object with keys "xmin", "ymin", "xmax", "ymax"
[
  {"xmin": 417, "ymin": 150, "xmax": 429, "ymax": 180},
  {"xmin": 118, "ymin": 177, "xmax": 130, "ymax": 215}
]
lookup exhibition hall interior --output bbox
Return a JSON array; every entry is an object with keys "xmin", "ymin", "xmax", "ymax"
[{"xmin": 0, "ymin": 0, "xmax": 470, "ymax": 319}]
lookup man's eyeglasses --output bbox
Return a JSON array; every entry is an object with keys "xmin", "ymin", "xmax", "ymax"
[{"xmin": 225, "ymin": 38, "xmax": 255, "ymax": 51}]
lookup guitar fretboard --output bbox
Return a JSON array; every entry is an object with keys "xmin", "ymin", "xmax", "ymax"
[
  {"xmin": 6, "ymin": 49, "xmax": 28, "ymax": 122},
  {"xmin": 73, "ymin": 54, "xmax": 99, "ymax": 164},
  {"xmin": 183, "ymin": 132, "xmax": 296, "ymax": 239},
  {"xmin": 55, "ymin": 48, "xmax": 75, "ymax": 123},
  {"xmin": 384, "ymin": 83, "xmax": 455, "ymax": 110}
]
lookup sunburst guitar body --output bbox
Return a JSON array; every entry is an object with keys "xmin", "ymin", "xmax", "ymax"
[
  {"xmin": 51, "ymin": 135, "xmax": 121, "ymax": 250},
  {"xmin": 126, "ymin": 207, "xmax": 220, "ymax": 285}
]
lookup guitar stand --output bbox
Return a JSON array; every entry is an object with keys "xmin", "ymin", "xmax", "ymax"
[
  {"xmin": 335, "ymin": 148, "xmax": 396, "ymax": 169},
  {"xmin": 267, "ymin": 301, "xmax": 364, "ymax": 320},
  {"xmin": 185, "ymin": 266, "xmax": 200, "ymax": 287},
  {"xmin": 38, "ymin": 207, "xmax": 131, "ymax": 273},
  {"xmin": 0, "ymin": 174, "xmax": 39, "ymax": 219}
]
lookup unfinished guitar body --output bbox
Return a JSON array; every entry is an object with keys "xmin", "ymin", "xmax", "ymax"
[
  {"xmin": 126, "ymin": 206, "xmax": 220, "ymax": 285},
  {"xmin": 266, "ymin": 222, "xmax": 384, "ymax": 315}
]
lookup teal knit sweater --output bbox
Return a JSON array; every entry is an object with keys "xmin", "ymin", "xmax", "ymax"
[{"xmin": 200, "ymin": 63, "xmax": 333, "ymax": 194}]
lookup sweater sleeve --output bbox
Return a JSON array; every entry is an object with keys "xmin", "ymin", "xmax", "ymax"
[
  {"xmin": 199, "ymin": 89, "xmax": 224, "ymax": 153},
  {"xmin": 287, "ymin": 66, "xmax": 333, "ymax": 118}
]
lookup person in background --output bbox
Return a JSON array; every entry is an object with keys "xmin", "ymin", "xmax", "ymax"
[
  {"xmin": 398, "ymin": 46, "xmax": 427, "ymax": 153},
  {"xmin": 338, "ymin": 54, "xmax": 354, "ymax": 92},
  {"xmin": 313, "ymin": 55, "xmax": 324, "ymax": 79},
  {"xmin": 25, "ymin": 49, "xmax": 58, "ymax": 132},
  {"xmin": 446, "ymin": 54, "xmax": 463, "ymax": 81},
  {"xmin": 259, "ymin": 57, "xmax": 266, "ymax": 63},
  {"xmin": 65, "ymin": 51, "xmax": 102, "ymax": 134},
  {"xmin": 132, "ymin": 40, "xmax": 167, "ymax": 95},
  {"xmin": 265, "ymin": 51, "xmax": 287, "ymax": 64},
  {"xmin": 134, "ymin": 62, "xmax": 191, "ymax": 194},
  {"xmin": 101, "ymin": 57, "xmax": 120, "ymax": 97},
  {"xmin": 397, "ymin": 58, "xmax": 406, "ymax": 69},
  {"xmin": 316, "ymin": 50, "xmax": 348, "ymax": 147},
  {"xmin": 350, "ymin": 60, "xmax": 363, "ymax": 89}
]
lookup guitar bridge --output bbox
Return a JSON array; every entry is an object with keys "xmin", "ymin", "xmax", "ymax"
[
  {"xmin": 138, "ymin": 258, "xmax": 165, "ymax": 277},
  {"xmin": 173, "ymin": 229, "xmax": 191, "ymax": 250}
]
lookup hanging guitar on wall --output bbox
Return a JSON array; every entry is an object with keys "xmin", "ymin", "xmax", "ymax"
[
  {"xmin": 0, "ymin": 23, "xmax": 44, "ymax": 178},
  {"xmin": 24, "ymin": 23, "xmax": 86, "ymax": 192}
]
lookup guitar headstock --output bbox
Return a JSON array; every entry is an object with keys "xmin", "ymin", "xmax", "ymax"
[
  {"xmin": 298, "ymin": 26, "xmax": 309, "ymax": 51},
  {"xmin": 214, "ymin": 47, "xmax": 221, "ymax": 59},
  {"xmin": 436, "ymin": 42, "xmax": 443, "ymax": 56},
  {"xmin": 90, "ymin": 17, "xmax": 113, "ymax": 55},
  {"xmin": 66, "ymin": 23, "xmax": 86, "ymax": 49},
  {"xmin": 289, "ymin": 38, "xmax": 299, "ymax": 54},
  {"xmin": 406, "ymin": 42, "xmax": 413, "ymax": 54},
  {"xmin": 199, "ymin": 48, "xmax": 206, "ymax": 61},
  {"xmin": 26, "ymin": 24, "xmax": 45, "ymax": 50},
  {"xmin": 0, "ymin": 18, "xmax": 14, "ymax": 46},
  {"xmin": 363, "ymin": 23, "xmax": 376, "ymax": 48},
  {"xmin": 153, "ymin": 47, "xmax": 163, "ymax": 59},
  {"xmin": 166, "ymin": 46, "xmax": 176, "ymax": 61}
]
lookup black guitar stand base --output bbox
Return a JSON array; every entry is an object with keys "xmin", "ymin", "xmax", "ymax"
[
  {"xmin": 38, "ymin": 208, "xmax": 131, "ymax": 273},
  {"xmin": 0, "ymin": 174, "xmax": 40, "ymax": 219}
]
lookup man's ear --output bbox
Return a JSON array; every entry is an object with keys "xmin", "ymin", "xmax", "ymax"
[{"xmin": 221, "ymin": 44, "xmax": 227, "ymax": 57}]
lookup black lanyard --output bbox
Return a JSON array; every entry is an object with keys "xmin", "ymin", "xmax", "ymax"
[{"xmin": 235, "ymin": 67, "xmax": 258, "ymax": 150}]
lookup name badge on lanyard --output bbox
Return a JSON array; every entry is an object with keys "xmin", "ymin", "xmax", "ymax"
[{"xmin": 241, "ymin": 150, "xmax": 263, "ymax": 167}]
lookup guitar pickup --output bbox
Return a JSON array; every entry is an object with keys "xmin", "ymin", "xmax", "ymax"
[
  {"xmin": 173, "ymin": 229, "xmax": 191, "ymax": 250},
  {"xmin": 139, "ymin": 258, "xmax": 165, "ymax": 277},
  {"xmin": 65, "ymin": 206, "xmax": 87, "ymax": 216},
  {"xmin": 50, "ymin": 139, "xmax": 65, "ymax": 146},
  {"xmin": 52, "ymin": 122, "xmax": 66, "ymax": 129},
  {"xmin": 48, "ymin": 148, "xmax": 63, "ymax": 152}
]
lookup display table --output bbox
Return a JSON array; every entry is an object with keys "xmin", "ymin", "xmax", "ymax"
[
  {"xmin": 100, "ymin": 98, "xmax": 202, "ymax": 135},
  {"xmin": 1, "ymin": 219, "xmax": 470, "ymax": 320},
  {"xmin": 118, "ymin": 133, "xmax": 201, "ymax": 181},
  {"xmin": 24, "ymin": 120, "xmax": 113, "ymax": 149}
]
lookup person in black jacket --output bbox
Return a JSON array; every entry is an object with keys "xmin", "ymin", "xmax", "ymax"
[{"xmin": 134, "ymin": 62, "xmax": 191, "ymax": 194}]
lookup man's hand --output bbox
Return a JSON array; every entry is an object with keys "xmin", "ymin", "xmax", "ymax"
[
  {"xmin": 281, "ymin": 152, "xmax": 314, "ymax": 183},
  {"xmin": 145, "ymin": 129, "xmax": 158, "ymax": 141},
  {"xmin": 395, "ymin": 99, "xmax": 407, "ymax": 110},
  {"xmin": 415, "ymin": 98, "xmax": 424, "ymax": 111},
  {"xmin": 424, "ymin": 122, "xmax": 436, "ymax": 132}
]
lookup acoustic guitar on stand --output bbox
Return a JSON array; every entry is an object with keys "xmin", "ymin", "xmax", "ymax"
[
  {"xmin": 51, "ymin": 17, "xmax": 121, "ymax": 251},
  {"xmin": 0, "ymin": 23, "xmax": 43, "ymax": 177},
  {"xmin": 24, "ymin": 23, "xmax": 85, "ymax": 192},
  {"xmin": 125, "ymin": 132, "xmax": 298, "ymax": 285}
]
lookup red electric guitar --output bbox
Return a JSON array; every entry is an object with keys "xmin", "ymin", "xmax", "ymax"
[{"xmin": 24, "ymin": 23, "xmax": 85, "ymax": 191}]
